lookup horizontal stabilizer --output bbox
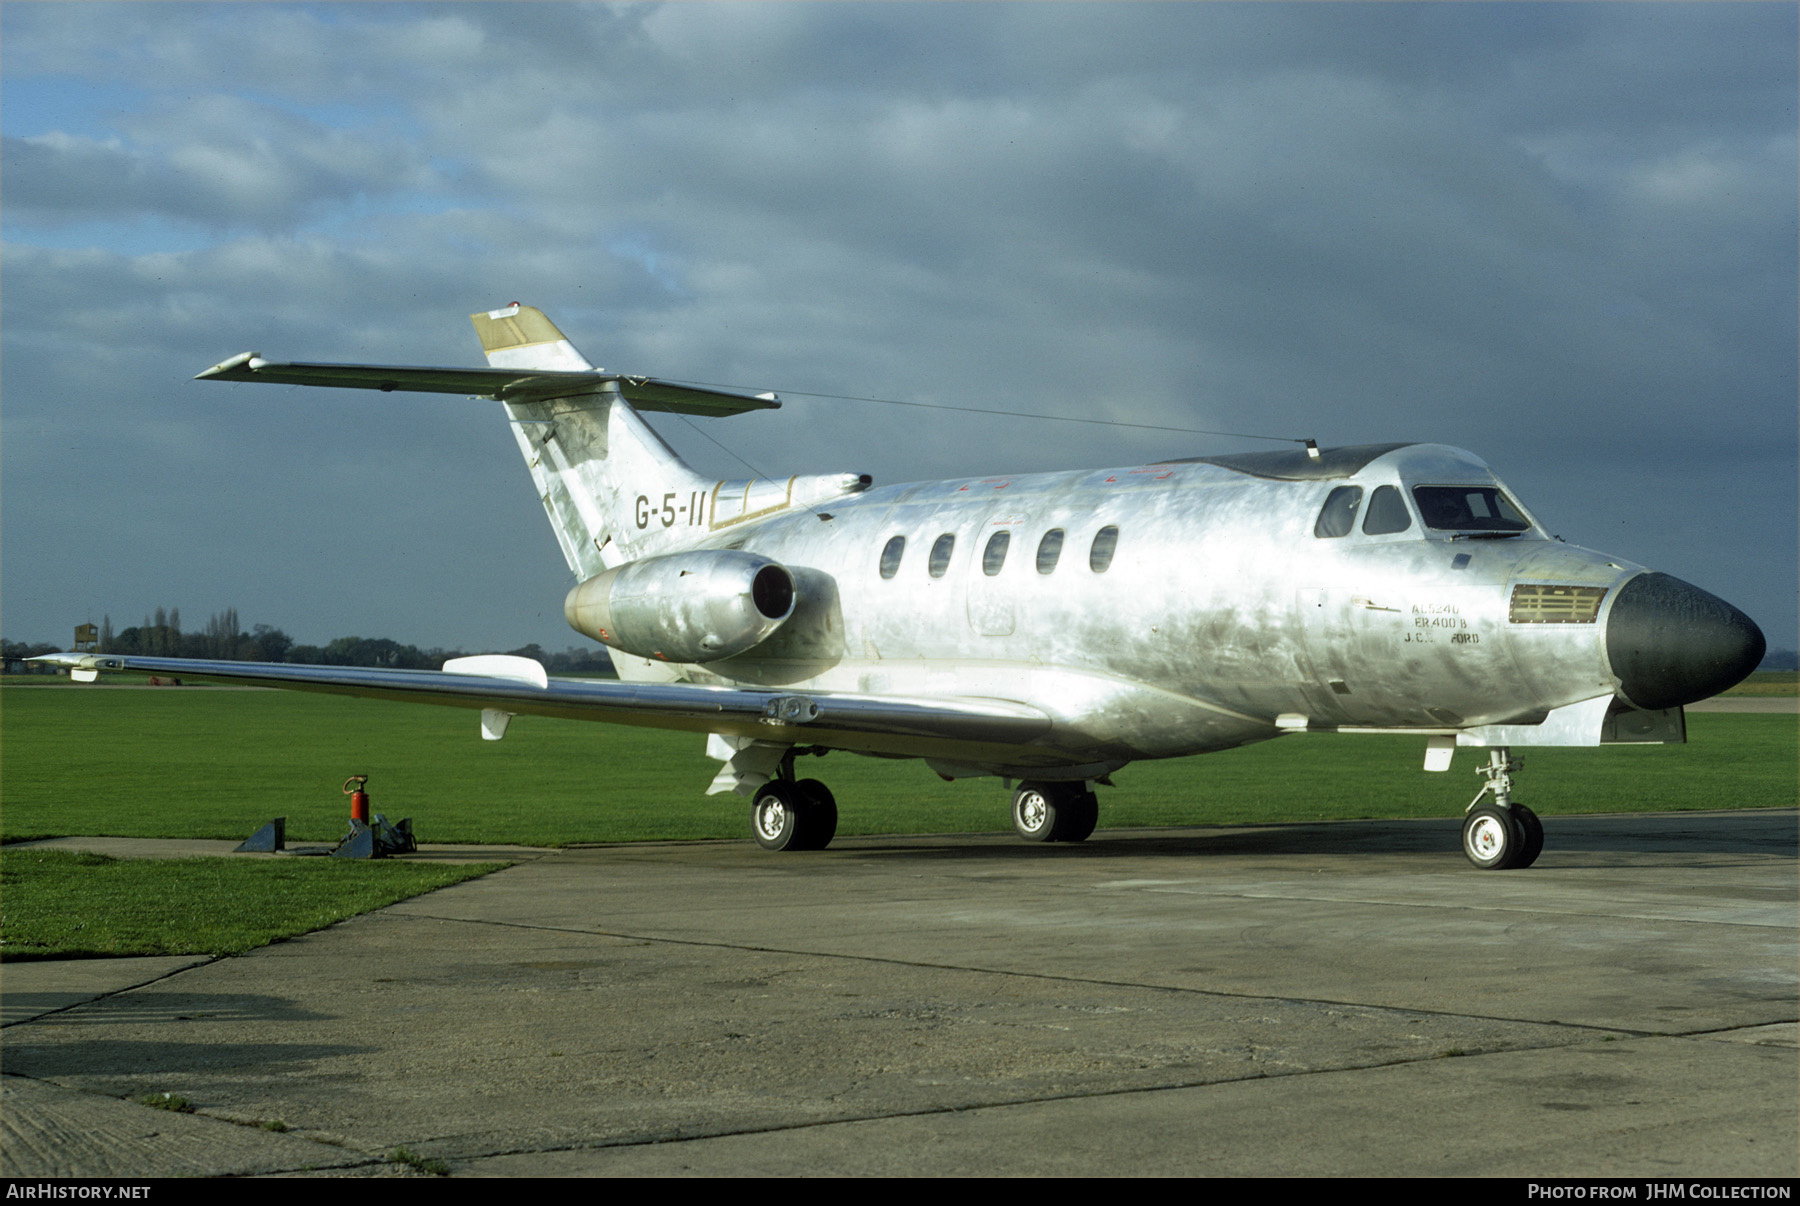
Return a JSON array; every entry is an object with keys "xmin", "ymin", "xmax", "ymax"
[{"xmin": 196, "ymin": 354, "xmax": 779, "ymax": 416}]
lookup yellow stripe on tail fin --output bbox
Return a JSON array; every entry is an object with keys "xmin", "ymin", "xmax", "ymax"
[{"xmin": 470, "ymin": 303, "xmax": 595, "ymax": 371}]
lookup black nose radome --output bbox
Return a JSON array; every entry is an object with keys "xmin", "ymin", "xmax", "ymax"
[{"xmin": 1605, "ymin": 572, "xmax": 1766, "ymax": 710}]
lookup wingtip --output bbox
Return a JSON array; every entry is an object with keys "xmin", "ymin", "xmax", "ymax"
[
  {"xmin": 195, "ymin": 351, "xmax": 261, "ymax": 380},
  {"xmin": 26, "ymin": 652, "xmax": 102, "ymax": 682}
]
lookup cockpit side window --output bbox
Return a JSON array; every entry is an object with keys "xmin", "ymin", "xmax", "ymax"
[
  {"xmin": 1361, "ymin": 485, "xmax": 1413, "ymax": 535},
  {"xmin": 1314, "ymin": 486, "xmax": 1363, "ymax": 538},
  {"xmin": 1413, "ymin": 486, "xmax": 1531, "ymax": 532}
]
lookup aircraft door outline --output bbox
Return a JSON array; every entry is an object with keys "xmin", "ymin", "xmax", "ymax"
[{"xmin": 967, "ymin": 519, "xmax": 1023, "ymax": 637}]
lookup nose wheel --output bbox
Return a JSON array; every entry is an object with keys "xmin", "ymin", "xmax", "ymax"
[{"xmin": 1461, "ymin": 748, "xmax": 1544, "ymax": 870}]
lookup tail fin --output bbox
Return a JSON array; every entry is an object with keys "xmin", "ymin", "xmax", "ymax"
[
  {"xmin": 471, "ymin": 303, "xmax": 596, "ymax": 372},
  {"xmin": 474, "ymin": 305, "xmax": 712, "ymax": 576},
  {"xmin": 471, "ymin": 305, "xmax": 871, "ymax": 585}
]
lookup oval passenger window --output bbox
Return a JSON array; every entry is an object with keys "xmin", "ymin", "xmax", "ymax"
[
  {"xmin": 982, "ymin": 530, "xmax": 1011, "ymax": 576},
  {"xmin": 1089, "ymin": 525, "xmax": 1119, "ymax": 572},
  {"xmin": 929, "ymin": 533, "xmax": 956, "ymax": 578}
]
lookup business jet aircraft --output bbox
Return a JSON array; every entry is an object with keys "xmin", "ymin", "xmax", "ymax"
[{"xmin": 37, "ymin": 305, "xmax": 1765, "ymax": 869}]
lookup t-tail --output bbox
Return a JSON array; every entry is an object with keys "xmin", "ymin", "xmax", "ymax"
[
  {"xmin": 192, "ymin": 304, "xmax": 870, "ymax": 680},
  {"xmin": 469, "ymin": 304, "xmax": 868, "ymax": 577},
  {"xmin": 473, "ymin": 304, "xmax": 709, "ymax": 576}
]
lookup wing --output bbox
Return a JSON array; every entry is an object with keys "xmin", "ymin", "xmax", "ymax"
[
  {"xmin": 195, "ymin": 353, "xmax": 779, "ymax": 417},
  {"xmin": 29, "ymin": 654, "xmax": 1051, "ymax": 762}
]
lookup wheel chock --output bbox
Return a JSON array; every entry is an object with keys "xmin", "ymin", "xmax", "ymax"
[
  {"xmin": 235, "ymin": 818, "xmax": 286, "ymax": 853},
  {"xmin": 332, "ymin": 819, "xmax": 383, "ymax": 860},
  {"xmin": 374, "ymin": 814, "xmax": 417, "ymax": 855},
  {"xmin": 329, "ymin": 814, "xmax": 418, "ymax": 859}
]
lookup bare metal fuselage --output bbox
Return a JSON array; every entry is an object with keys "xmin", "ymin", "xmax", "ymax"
[{"xmin": 611, "ymin": 441, "xmax": 1632, "ymax": 779}]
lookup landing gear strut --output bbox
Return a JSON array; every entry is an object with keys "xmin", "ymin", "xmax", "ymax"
[
  {"xmin": 1011, "ymin": 781, "xmax": 1099, "ymax": 844},
  {"xmin": 1461, "ymin": 747, "xmax": 1544, "ymax": 870}
]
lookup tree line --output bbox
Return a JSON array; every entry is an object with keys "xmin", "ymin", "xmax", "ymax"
[{"xmin": 0, "ymin": 607, "xmax": 616, "ymax": 676}]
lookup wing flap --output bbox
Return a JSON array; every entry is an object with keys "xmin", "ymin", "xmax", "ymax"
[
  {"xmin": 30, "ymin": 654, "xmax": 1051, "ymax": 758},
  {"xmin": 195, "ymin": 356, "xmax": 779, "ymax": 416}
]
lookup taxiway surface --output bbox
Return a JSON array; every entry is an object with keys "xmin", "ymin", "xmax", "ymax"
[{"xmin": 3, "ymin": 810, "xmax": 1795, "ymax": 1177}]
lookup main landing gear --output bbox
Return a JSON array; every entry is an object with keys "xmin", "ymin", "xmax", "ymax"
[
  {"xmin": 751, "ymin": 777, "xmax": 838, "ymax": 851},
  {"xmin": 1011, "ymin": 781, "xmax": 1099, "ymax": 844},
  {"xmin": 747, "ymin": 755, "xmax": 1103, "ymax": 852},
  {"xmin": 1461, "ymin": 747, "xmax": 1544, "ymax": 870}
]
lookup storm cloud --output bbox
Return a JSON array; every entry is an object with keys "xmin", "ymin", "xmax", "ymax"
[{"xmin": 4, "ymin": 2, "xmax": 1794, "ymax": 653}]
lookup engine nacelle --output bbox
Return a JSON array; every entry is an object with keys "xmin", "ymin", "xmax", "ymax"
[{"xmin": 564, "ymin": 550, "xmax": 797, "ymax": 663}]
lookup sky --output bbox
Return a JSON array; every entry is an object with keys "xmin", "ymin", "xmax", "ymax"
[{"xmin": 4, "ymin": 1, "xmax": 1796, "ymax": 656}]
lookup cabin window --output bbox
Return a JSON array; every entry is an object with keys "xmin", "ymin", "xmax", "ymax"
[
  {"xmin": 1089, "ymin": 525, "xmax": 1119, "ymax": 572},
  {"xmin": 1036, "ymin": 529, "xmax": 1065, "ymax": 574},
  {"xmin": 982, "ymin": 530, "xmax": 1011, "ymax": 576},
  {"xmin": 928, "ymin": 533, "xmax": 956, "ymax": 578},
  {"xmin": 1413, "ymin": 486, "xmax": 1530, "ymax": 533},
  {"xmin": 1361, "ymin": 485, "xmax": 1413, "ymax": 535},
  {"xmin": 879, "ymin": 535, "xmax": 906, "ymax": 579},
  {"xmin": 1314, "ymin": 486, "xmax": 1363, "ymax": 538}
]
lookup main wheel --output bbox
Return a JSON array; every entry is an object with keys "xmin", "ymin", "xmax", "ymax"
[
  {"xmin": 752, "ymin": 781, "xmax": 803, "ymax": 850},
  {"xmin": 1462, "ymin": 803, "xmax": 1524, "ymax": 870},
  {"xmin": 792, "ymin": 779, "xmax": 838, "ymax": 851},
  {"xmin": 1510, "ymin": 803, "xmax": 1544, "ymax": 869},
  {"xmin": 1012, "ymin": 782, "xmax": 1060, "ymax": 842},
  {"xmin": 1057, "ymin": 790, "xmax": 1099, "ymax": 843}
]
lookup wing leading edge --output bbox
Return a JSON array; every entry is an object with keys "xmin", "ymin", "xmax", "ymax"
[{"xmin": 28, "ymin": 654, "xmax": 1053, "ymax": 763}]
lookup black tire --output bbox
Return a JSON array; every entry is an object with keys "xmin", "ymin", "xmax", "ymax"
[
  {"xmin": 1056, "ymin": 790, "xmax": 1099, "ymax": 843},
  {"xmin": 1012, "ymin": 782, "xmax": 1060, "ymax": 842},
  {"xmin": 1511, "ymin": 803, "xmax": 1544, "ymax": 869},
  {"xmin": 1462, "ymin": 803, "xmax": 1524, "ymax": 870},
  {"xmin": 792, "ymin": 779, "xmax": 838, "ymax": 851},
  {"xmin": 751, "ymin": 781, "xmax": 804, "ymax": 851}
]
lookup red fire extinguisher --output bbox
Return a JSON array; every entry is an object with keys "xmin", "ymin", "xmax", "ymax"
[{"xmin": 343, "ymin": 775, "xmax": 370, "ymax": 823}]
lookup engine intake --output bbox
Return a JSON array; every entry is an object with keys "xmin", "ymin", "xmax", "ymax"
[{"xmin": 565, "ymin": 550, "xmax": 797, "ymax": 663}]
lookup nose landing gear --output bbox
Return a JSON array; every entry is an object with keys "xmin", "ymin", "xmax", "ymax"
[{"xmin": 1461, "ymin": 747, "xmax": 1544, "ymax": 870}]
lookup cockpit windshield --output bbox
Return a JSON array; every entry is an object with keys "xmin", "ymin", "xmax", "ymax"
[{"xmin": 1412, "ymin": 486, "xmax": 1531, "ymax": 533}]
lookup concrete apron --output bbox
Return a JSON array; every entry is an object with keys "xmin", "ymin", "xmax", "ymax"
[{"xmin": 3, "ymin": 811, "xmax": 1795, "ymax": 1177}]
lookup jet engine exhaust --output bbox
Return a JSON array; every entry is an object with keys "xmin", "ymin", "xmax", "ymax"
[{"xmin": 565, "ymin": 550, "xmax": 799, "ymax": 663}]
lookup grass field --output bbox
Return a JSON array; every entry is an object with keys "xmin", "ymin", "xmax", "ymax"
[
  {"xmin": 4, "ymin": 683, "xmax": 1793, "ymax": 846},
  {"xmin": 0, "ymin": 848, "xmax": 501, "ymax": 961},
  {"xmin": 4, "ymin": 682, "xmax": 1790, "ymax": 962},
  {"xmin": 1725, "ymin": 670, "xmax": 1798, "ymax": 696}
]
